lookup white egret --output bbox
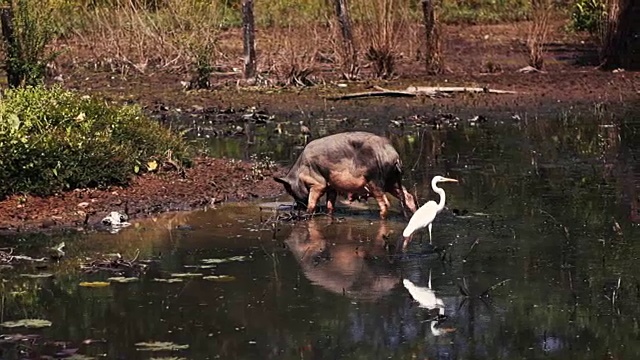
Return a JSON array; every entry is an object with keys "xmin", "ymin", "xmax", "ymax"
[{"xmin": 401, "ymin": 175, "xmax": 458, "ymax": 250}]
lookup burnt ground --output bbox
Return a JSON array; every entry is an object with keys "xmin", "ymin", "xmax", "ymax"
[{"xmin": 1, "ymin": 21, "xmax": 639, "ymax": 234}]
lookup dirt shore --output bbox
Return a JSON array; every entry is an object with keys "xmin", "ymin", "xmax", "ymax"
[
  {"xmin": 1, "ymin": 21, "xmax": 639, "ymax": 235},
  {"xmin": 0, "ymin": 158, "xmax": 284, "ymax": 234}
]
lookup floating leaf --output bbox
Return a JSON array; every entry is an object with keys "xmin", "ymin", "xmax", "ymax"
[
  {"xmin": 79, "ymin": 281, "xmax": 110, "ymax": 288},
  {"xmin": 108, "ymin": 277, "xmax": 139, "ymax": 283},
  {"xmin": 135, "ymin": 341, "xmax": 189, "ymax": 351},
  {"xmin": 200, "ymin": 256, "xmax": 249, "ymax": 264},
  {"xmin": 21, "ymin": 273, "xmax": 54, "ymax": 279},
  {"xmin": 170, "ymin": 273, "xmax": 203, "ymax": 278},
  {"xmin": 152, "ymin": 278, "xmax": 184, "ymax": 283},
  {"xmin": 1, "ymin": 319, "xmax": 52, "ymax": 328},
  {"xmin": 202, "ymin": 275, "xmax": 236, "ymax": 282},
  {"xmin": 184, "ymin": 265, "xmax": 216, "ymax": 270}
]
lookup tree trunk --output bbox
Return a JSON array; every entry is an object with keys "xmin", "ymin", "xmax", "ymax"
[
  {"xmin": 421, "ymin": 0, "xmax": 443, "ymax": 74},
  {"xmin": 242, "ymin": 0, "xmax": 256, "ymax": 80},
  {"xmin": 601, "ymin": 0, "xmax": 640, "ymax": 70},
  {"xmin": 333, "ymin": 0, "xmax": 358, "ymax": 79},
  {"xmin": 0, "ymin": 5, "xmax": 20, "ymax": 88}
]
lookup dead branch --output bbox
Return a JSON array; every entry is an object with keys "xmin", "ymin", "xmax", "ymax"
[
  {"xmin": 327, "ymin": 85, "xmax": 518, "ymax": 100},
  {"xmin": 0, "ymin": 248, "xmax": 46, "ymax": 264},
  {"xmin": 80, "ymin": 251, "xmax": 153, "ymax": 276}
]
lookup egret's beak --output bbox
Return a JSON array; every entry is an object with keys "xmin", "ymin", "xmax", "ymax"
[{"xmin": 441, "ymin": 178, "xmax": 458, "ymax": 183}]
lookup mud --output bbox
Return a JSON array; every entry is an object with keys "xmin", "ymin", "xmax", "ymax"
[{"xmin": 0, "ymin": 157, "xmax": 284, "ymax": 234}]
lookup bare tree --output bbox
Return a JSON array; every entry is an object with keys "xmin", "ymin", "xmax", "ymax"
[
  {"xmin": 601, "ymin": 0, "xmax": 640, "ymax": 69},
  {"xmin": 242, "ymin": 0, "xmax": 256, "ymax": 79},
  {"xmin": 421, "ymin": 0, "xmax": 443, "ymax": 74},
  {"xmin": 333, "ymin": 0, "xmax": 359, "ymax": 79}
]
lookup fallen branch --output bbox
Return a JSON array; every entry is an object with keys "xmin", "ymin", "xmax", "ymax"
[
  {"xmin": 326, "ymin": 89, "xmax": 417, "ymax": 100},
  {"xmin": 0, "ymin": 248, "xmax": 46, "ymax": 264},
  {"xmin": 327, "ymin": 85, "xmax": 518, "ymax": 100},
  {"xmin": 80, "ymin": 250, "xmax": 153, "ymax": 276}
]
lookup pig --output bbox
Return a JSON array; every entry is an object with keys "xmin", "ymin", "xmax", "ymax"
[{"xmin": 274, "ymin": 131, "xmax": 417, "ymax": 219}]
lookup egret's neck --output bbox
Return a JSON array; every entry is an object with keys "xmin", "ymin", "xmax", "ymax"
[{"xmin": 431, "ymin": 180, "xmax": 447, "ymax": 211}]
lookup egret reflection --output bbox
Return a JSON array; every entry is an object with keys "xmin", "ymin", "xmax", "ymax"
[{"xmin": 404, "ymin": 270, "xmax": 456, "ymax": 337}]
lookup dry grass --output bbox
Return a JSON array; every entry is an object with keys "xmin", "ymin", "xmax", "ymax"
[
  {"xmin": 258, "ymin": 25, "xmax": 331, "ymax": 86},
  {"xmin": 55, "ymin": 0, "xmax": 224, "ymax": 74},
  {"xmin": 37, "ymin": 0, "xmax": 578, "ymax": 85},
  {"xmin": 353, "ymin": 0, "xmax": 411, "ymax": 79},
  {"xmin": 526, "ymin": 0, "xmax": 554, "ymax": 69}
]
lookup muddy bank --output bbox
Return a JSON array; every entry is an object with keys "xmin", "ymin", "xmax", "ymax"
[{"xmin": 0, "ymin": 157, "xmax": 284, "ymax": 235}]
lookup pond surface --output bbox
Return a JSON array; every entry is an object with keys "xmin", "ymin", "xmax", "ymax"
[{"xmin": 3, "ymin": 105, "xmax": 640, "ymax": 359}]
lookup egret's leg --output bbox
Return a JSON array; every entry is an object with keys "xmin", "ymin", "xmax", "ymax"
[{"xmin": 428, "ymin": 223, "xmax": 433, "ymax": 244}]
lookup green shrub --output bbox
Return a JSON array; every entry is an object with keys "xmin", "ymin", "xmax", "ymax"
[
  {"xmin": 0, "ymin": 86, "xmax": 190, "ymax": 198},
  {"xmin": 570, "ymin": 0, "xmax": 606, "ymax": 34}
]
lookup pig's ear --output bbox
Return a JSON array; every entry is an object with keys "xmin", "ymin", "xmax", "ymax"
[
  {"xmin": 274, "ymin": 176, "xmax": 293, "ymax": 192},
  {"xmin": 273, "ymin": 176, "xmax": 288, "ymax": 185}
]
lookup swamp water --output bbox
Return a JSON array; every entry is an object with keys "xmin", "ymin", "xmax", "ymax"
[{"xmin": 2, "ymin": 107, "xmax": 640, "ymax": 359}]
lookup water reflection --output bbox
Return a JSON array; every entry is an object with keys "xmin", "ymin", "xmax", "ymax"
[
  {"xmin": 285, "ymin": 218, "xmax": 399, "ymax": 301},
  {"xmin": 4, "ymin": 108, "xmax": 640, "ymax": 359}
]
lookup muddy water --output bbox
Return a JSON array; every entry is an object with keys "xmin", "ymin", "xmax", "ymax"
[{"xmin": 3, "ymin": 109, "xmax": 640, "ymax": 359}]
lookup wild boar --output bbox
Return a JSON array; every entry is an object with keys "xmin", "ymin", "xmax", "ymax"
[{"xmin": 274, "ymin": 131, "xmax": 417, "ymax": 219}]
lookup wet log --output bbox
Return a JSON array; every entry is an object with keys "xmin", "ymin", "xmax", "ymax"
[
  {"xmin": 327, "ymin": 85, "xmax": 518, "ymax": 100},
  {"xmin": 242, "ymin": 0, "xmax": 256, "ymax": 79}
]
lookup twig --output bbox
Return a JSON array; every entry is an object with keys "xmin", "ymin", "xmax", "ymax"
[
  {"xmin": 480, "ymin": 279, "xmax": 511, "ymax": 297},
  {"xmin": 463, "ymin": 238, "xmax": 480, "ymax": 261}
]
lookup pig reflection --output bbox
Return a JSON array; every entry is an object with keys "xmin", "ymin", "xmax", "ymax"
[{"xmin": 285, "ymin": 219, "xmax": 400, "ymax": 301}]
